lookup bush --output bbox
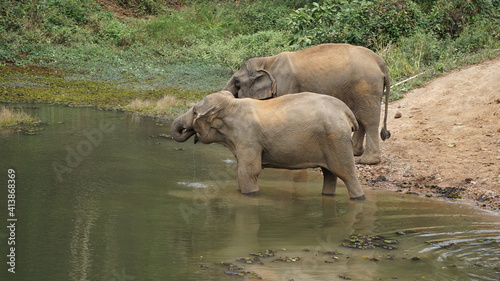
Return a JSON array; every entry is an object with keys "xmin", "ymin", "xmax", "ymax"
[
  {"xmin": 0, "ymin": 0, "xmax": 26, "ymax": 32},
  {"xmin": 288, "ymin": 0, "xmax": 498, "ymax": 49},
  {"xmin": 427, "ymin": 0, "xmax": 497, "ymax": 39},
  {"xmin": 288, "ymin": 0, "xmax": 425, "ymax": 48},
  {"xmin": 453, "ymin": 17, "xmax": 499, "ymax": 53}
]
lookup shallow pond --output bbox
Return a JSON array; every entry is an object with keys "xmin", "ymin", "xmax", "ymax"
[{"xmin": 0, "ymin": 104, "xmax": 499, "ymax": 281}]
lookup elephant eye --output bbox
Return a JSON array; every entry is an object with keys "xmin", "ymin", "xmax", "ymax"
[{"xmin": 234, "ymin": 79, "xmax": 240, "ymax": 88}]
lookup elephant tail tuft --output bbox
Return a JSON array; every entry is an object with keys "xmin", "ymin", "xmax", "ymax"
[{"xmin": 380, "ymin": 128, "xmax": 391, "ymax": 141}]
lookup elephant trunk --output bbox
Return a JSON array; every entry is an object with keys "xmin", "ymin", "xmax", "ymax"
[{"xmin": 171, "ymin": 109, "xmax": 196, "ymax": 142}]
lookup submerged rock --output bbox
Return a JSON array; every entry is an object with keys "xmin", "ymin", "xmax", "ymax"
[{"xmin": 342, "ymin": 234, "xmax": 399, "ymax": 250}]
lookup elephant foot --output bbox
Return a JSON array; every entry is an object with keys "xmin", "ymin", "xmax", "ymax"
[
  {"xmin": 356, "ymin": 154, "xmax": 381, "ymax": 165},
  {"xmin": 241, "ymin": 191, "xmax": 260, "ymax": 197},
  {"xmin": 350, "ymin": 195, "xmax": 366, "ymax": 201},
  {"xmin": 353, "ymin": 148, "xmax": 364, "ymax": 157},
  {"xmin": 321, "ymin": 192, "xmax": 336, "ymax": 197}
]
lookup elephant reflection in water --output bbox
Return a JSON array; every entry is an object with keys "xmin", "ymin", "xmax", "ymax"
[
  {"xmin": 196, "ymin": 181, "xmax": 380, "ymax": 281},
  {"xmin": 171, "ymin": 91, "xmax": 365, "ymax": 200}
]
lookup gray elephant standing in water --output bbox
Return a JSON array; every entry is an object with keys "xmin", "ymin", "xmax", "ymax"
[
  {"xmin": 171, "ymin": 91, "xmax": 365, "ymax": 200},
  {"xmin": 223, "ymin": 43, "xmax": 391, "ymax": 165}
]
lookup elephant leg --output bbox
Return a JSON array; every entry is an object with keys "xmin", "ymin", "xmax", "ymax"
[
  {"xmin": 358, "ymin": 123, "xmax": 381, "ymax": 165},
  {"xmin": 236, "ymin": 150, "xmax": 262, "ymax": 195},
  {"xmin": 321, "ymin": 167, "xmax": 337, "ymax": 196},
  {"xmin": 355, "ymin": 98, "xmax": 382, "ymax": 165},
  {"xmin": 326, "ymin": 151, "xmax": 365, "ymax": 200},
  {"xmin": 339, "ymin": 171, "xmax": 365, "ymax": 200},
  {"xmin": 352, "ymin": 123, "xmax": 365, "ymax": 156}
]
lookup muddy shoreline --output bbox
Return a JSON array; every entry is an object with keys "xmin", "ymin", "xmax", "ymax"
[{"xmin": 360, "ymin": 58, "xmax": 500, "ymax": 213}]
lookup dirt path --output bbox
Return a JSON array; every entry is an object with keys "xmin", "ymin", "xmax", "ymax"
[{"xmin": 359, "ymin": 58, "xmax": 500, "ymax": 212}]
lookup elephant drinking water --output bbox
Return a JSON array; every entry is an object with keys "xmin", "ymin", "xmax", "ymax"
[
  {"xmin": 223, "ymin": 43, "xmax": 391, "ymax": 165},
  {"xmin": 171, "ymin": 91, "xmax": 365, "ymax": 200}
]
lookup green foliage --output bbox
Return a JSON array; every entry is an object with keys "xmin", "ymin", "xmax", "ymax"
[
  {"xmin": 288, "ymin": 0, "xmax": 425, "ymax": 48},
  {"xmin": 108, "ymin": 0, "xmax": 167, "ymax": 15},
  {"xmin": 0, "ymin": 0, "xmax": 498, "ymax": 105},
  {"xmin": 1, "ymin": 0, "xmax": 107, "ymax": 48},
  {"xmin": 288, "ymin": 0, "xmax": 498, "ymax": 49},
  {"xmin": 49, "ymin": 0, "xmax": 95, "ymax": 24},
  {"xmin": 380, "ymin": 15, "xmax": 499, "ymax": 97},
  {"xmin": 236, "ymin": 1, "xmax": 291, "ymax": 33},
  {"xmin": 144, "ymin": 4, "xmax": 242, "ymax": 46},
  {"xmin": 453, "ymin": 17, "xmax": 499, "ymax": 53},
  {"xmin": 286, "ymin": 0, "xmax": 499, "ymax": 99},
  {"xmin": 379, "ymin": 32, "xmax": 448, "ymax": 83},
  {"xmin": 143, "ymin": 1, "xmax": 292, "ymax": 46},
  {"xmin": 427, "ymin": 0, "xmax": 498, "ymax": 39}
]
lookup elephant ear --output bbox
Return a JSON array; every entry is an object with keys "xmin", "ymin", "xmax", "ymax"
[
  {"xmin": 195, "ymin": 92, "xmax": 232, "ymax": 125},
  {"xmin": 249, "ymin": 69, "xmax": 277, "ymax": 100},
  {"xmin": 197, "ymin": 105, "xmax": 219, "ymax": 122},
  {"xmin": 223, "ymin": 76, "xmax": 238, "ymax": 97}
]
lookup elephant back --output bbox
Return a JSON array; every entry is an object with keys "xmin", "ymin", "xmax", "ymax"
[{"xmin": 269, "ymin": 92, "xmax": 358, "ymax": 133}]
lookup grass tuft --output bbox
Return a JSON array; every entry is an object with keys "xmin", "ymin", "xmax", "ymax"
[
  {"xmin": 0, "ymin": 105, "xmax": 42, "ymax": 134},
  {"xmin": 0, "ymin": 106, "xmax": 38, "ymax": 127}
]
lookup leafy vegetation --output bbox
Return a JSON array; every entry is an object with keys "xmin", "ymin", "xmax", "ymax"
[
  {"xmin": 288, "ymin": 0, "xmax": 498, "ymax": 48},
  {"xmin": 0, "ymin": 0, "xmax": 498, "ymax": 117}
]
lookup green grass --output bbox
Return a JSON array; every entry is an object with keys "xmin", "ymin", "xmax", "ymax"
[
  {"xmin": 0, "ymin": 0, "xmax": 498, "ymax": 117},
  {"xmin": 0, "ymin": 64, "xmax": 209, "ymax": 119}
]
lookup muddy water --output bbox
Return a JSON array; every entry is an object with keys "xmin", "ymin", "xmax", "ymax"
[{"xmin": 0, "ymin": 104, "xmax": 498, "ymax": 281}]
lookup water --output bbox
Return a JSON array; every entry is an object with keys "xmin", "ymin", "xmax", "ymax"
[{"xmin": 0, "ymin": 104, "xmax": 498, "ymax": 281}]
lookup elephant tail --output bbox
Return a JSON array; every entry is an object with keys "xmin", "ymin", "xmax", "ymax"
[{"xmin": 380, "ymin": 66, "xmax": 391, "ymax": 141}]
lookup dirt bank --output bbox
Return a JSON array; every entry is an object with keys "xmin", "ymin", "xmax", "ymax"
[{"xmin": 359, "ymin": 58, "xmax": 500, "ymax": 212}]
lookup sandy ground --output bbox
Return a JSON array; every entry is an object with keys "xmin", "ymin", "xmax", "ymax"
[{"xmin": 358, "ymin": 58, "xmax": 500, "ymax": 212}]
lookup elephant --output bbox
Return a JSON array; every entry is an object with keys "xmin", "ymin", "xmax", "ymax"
[
  {"xmin": 171, "ymin": 91, "xmax": 366, "ymax": 200},
  {"xmin": 223, "ymin": 43, "xmax": 391, "ymax": 165}
]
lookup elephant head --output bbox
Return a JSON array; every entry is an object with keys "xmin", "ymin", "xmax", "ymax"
[
  {"xmin": 224, "ymin": 58, "xmax": 277, "ymax": 100},
  {"xmin": 171, "ymin": 91, "xmax": 233, "ymax": 144}
]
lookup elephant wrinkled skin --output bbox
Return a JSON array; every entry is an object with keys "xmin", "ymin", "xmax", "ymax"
[
  {"xmin": 224, "ymin": 43, "xmax": 391, "ymax": 165},
  {"xmin": 171, "ymin": 91, "xmax": 365, "ymax": 200}
]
